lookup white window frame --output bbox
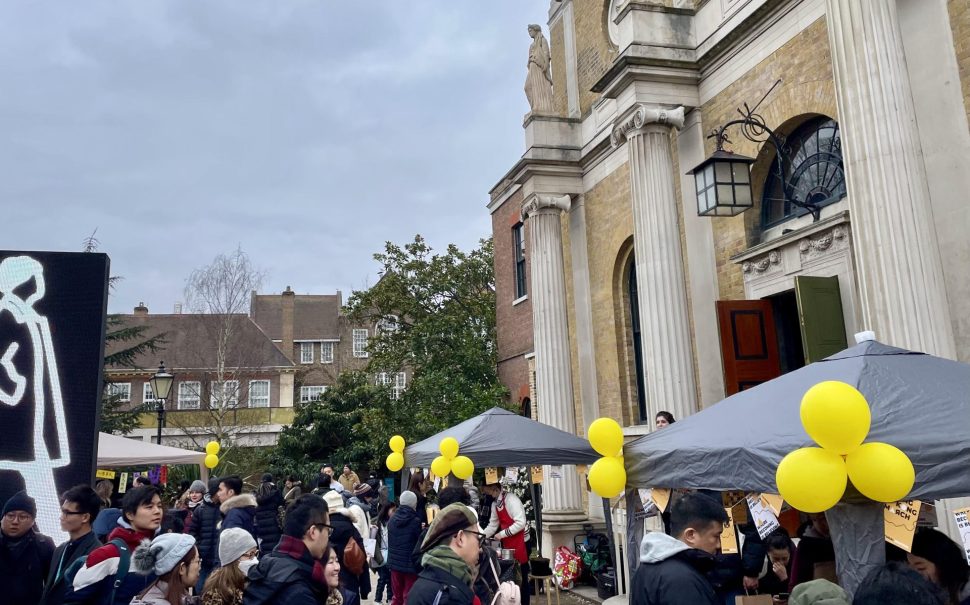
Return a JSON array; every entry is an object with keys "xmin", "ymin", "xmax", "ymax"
[
  {"xmin": 377, "ymin": 315, "xmax": 399, "ymax": 334},
  {"xmin": 299, "ymin": 385, "xmax": 327, "ymax": 403},
  {"xmin": 248, "ymin": 380, "xmax": 270, "ymax": 408},
  {"xmin": 106, "ymin": 382, "xmax": 131, "ymax": 402},
  {"xmin": 353, "ymin": 329, "xmax": 369, "ymax": 358},
  {"xmin": 177, "ymin": 381, "xmax": 202, "ymax": 410},
  {"xmin": 143, "ymin": 382, "xmax": 157, "ymax": 406},
  {"xmin": 300, "ymin": 342, "xmax": 314, "ymax": 364},
  {"xmin": 320, "ymin": 341, "xmax": 334, "ymax": 364},
  {"xmin": 393, "ymin": 372, "xmax": 407, "ymax": 400},
  {"xmin": 211, "ymin": 380, "xmax": 240, "ymax": 408}
]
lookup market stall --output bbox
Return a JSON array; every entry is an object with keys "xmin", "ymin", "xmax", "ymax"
[
  {"xmin": 97, "ymin": 432, "xmax": 209, "ymax": 480},
  {"xmin": 621, "ymin": 338, "xmax": 970, "ymax": 595}
]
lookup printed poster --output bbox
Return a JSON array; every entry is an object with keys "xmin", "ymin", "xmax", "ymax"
[
  {"xmin": 504, "ymin": 466, "xmax": 519, "ymax": 483},
  {"xmin": 884, "ymin": 500, "xmax": 921, "ymax": 552},
  {"xmin": 531, "ymin": 466, "xmax": 543, "ymax": 483},
  {"xmin": 651, "ymin": 488, "xmax": 671, "ymax": 513},
  {"xmin": 720, "ymin": 507, "xmax": 739, "ymax": 554},
  {"xmin": 95, "ymin": 469, "xmax": 116, "ymax": 480},
  {"xmin": 485, "ymin": 467, "xmax": 499, "ymax": 485},
  {"xmin": 549, "ymin": 465, "xmax": 563, "ymax": 479},
  {"xmin": 119, "ymin": 472, "xmax": 129, "ymax": 494},
  {"xmin": 953, "ymin": 507, "xmax": 970, "ymax": 564},
  {"xmin": 747, "ymin": 493, "xmax": 781, "ymax": 540}
]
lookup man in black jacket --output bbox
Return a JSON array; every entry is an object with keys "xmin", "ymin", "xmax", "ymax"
[
  {"xmin": 254, "ymin": 473, "xmax": 284, "ymax": 555},
  {"xmin": 243, "ymin": 494, "xmax": 331, "ymax": 605},
  {"xmin": 188, "ymin": 477, "xmax": 222, "ymax": 592},
  {"xmin": 631, "ymin": 492, "xmax": 728, "ymax": 605},
  {"xmin": 388, "ymin": 490, "xmax": 424, "ymax": 605},
  {"xmin": 40, "ymin": 485, "xmax": 102, "ymax": 605},
  {"xmin": 407, "ymin": 504, "xmax": 483, "ymax": 605},
  {"xmin": 0, "ymin": 490, "xmax": 56, "ymax": 605}
]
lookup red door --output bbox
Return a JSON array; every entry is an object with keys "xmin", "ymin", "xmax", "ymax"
[{"xmin": 716, "ymin": 300, "xmax": 782, "ymax": 395}]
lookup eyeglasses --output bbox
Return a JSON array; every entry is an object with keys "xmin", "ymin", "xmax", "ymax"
[
  {"xmin": 462, "ymin": 529, "xmax": 487, "ymax": 544},
  {"xmin": 308, "ymin": 523, "xmax": 333, "ymax": 536},
  {"xmin": 60, "ymin": 508, "xmax": 86, "ymax": 516},
  {"xmin": 3, "ymin": 512, "xmax": 32, "ymax": 523}
]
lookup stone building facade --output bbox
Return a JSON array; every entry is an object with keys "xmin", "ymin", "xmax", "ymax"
[{"xmin": 489, "ymin": 0, "xmax": 970, "ymax": 553}]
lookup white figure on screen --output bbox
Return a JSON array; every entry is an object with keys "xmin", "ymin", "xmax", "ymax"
[{"xmin": 0, "ymin": 255, "xmax": 70, "ymax": 543}]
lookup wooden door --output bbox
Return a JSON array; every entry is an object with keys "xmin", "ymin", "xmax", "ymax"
[
  {"xmin": 717, "ymin": 300, "xmax": 782, "ymax": 395},
  {"xmin": 795, "ymin": 275, "xmax": 848, "ymax": 363}
]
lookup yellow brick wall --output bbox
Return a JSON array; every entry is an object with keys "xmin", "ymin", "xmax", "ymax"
[
  {"xmin": 950, "ymin": 0, "xmax": 970, "ymax": 128},
  {"xmin": 700, "ymin": 17, "xmax": 837, "ymax": 301},
  {"xmin": 550, "ymin": 19, "xmax": 569, "ymax": 117},
  {"xmin": 572, "ymin": 0, "xmax": 616, "ymax": 116}
]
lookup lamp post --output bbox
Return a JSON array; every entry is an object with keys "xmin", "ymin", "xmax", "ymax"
[
  {"xmin": 688, "ymin": 79, "xmax": 822, "ymax": 221},
  {"xmin": 150, "ymin": 362, "xmax": 174, "ymax": 445}
]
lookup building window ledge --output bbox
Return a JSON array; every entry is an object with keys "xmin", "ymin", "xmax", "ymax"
[{"xmin": 512, "ymin": 295, "xmax": 529, "ymax": 306}]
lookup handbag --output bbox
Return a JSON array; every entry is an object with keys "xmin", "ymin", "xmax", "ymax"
[
  {"xmin": 735, "ymin": 591, "xmax": 773, "ymax": 605},
  {"xmin": 343, "ymin": 538, "xmax": 367, "ymax": 576},
  {"xmin": 489, "ymin": 555, "xmax": 521, "ymax": 605}
]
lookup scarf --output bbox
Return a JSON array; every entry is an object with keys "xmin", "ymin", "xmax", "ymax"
[
  {"xmin": 277, "ymin": 536, "xmax": 329, "ymax": 590},
  {"xmin": 421, "ymin": 545, "xmax": 473, "ymax": 587},
  {"xmin": 326, "ymin": 589, "xmax": 344, "ymax": 605}
]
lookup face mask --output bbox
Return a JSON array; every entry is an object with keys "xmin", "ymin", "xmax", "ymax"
[{"xmin": 238, "ymin": 558, "xmax": 259, "ymax": 575}]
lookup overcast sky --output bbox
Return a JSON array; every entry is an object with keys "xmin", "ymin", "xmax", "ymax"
[{"xmin": 0, "ymin": 2, "xmax": 549, "ymax": 314}]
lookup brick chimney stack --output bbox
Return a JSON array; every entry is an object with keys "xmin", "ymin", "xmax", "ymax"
[
  {"xmin": 134, "ymin": 302, "xmax": 149, "ymax": 317},
  {"xmin": 281, "ymin": 286, "xmax": 295, "ymax": 362}
]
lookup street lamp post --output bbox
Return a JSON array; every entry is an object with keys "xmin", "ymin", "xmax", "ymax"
[{"xmin": 150, "ymin": 362, "xmax": 174, "ymax": 445}]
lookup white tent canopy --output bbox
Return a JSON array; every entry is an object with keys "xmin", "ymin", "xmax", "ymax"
[{"xmin": 97, "ymin": 432, "xmax": 208, "ymax": 479}]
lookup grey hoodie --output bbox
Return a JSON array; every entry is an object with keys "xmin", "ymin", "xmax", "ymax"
[
  {"xmin": 631, "ymin": 532, "xmax": 719, "ymax": 605},
  {"xmin": 639, "ymin": 531, "xmax": 691, "ymax": 563}
]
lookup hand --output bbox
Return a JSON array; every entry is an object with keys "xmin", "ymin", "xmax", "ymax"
[
  {"xmin": 772, "ymin": 561, "xmax": 788, "ymax": 582},
  {"xmin": 743, "ymin": 576, "xmax": 759, "ymax": 591},
  {"xmin": 772, "ymin": 597, "xmax": 788, "ymax": 604}
]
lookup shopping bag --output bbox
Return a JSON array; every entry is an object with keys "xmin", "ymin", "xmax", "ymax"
[{"xmin": 735, "ymin": 594, "xmax": 773, "ymax": 605}]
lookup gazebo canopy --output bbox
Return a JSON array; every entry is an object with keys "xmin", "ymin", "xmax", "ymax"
[
  {"xmin": 624, "ymin": 340, "xmax": 970, "ymax": 501},
  {"xmin": 97, "ymin": 432, "xmax": 207, "ymax": 475},
  {"xmin": 404, "ymin": 407, "xmax": 598, "ymax": 467}
]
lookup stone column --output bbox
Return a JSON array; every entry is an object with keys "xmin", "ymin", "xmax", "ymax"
[
  {"xmin": 824, "ymin": 0, "xmax": 955, "ymax": 358},
  {"xmin": 611, "ymin": 105, "xmax": 698, "ymax": 423},
  {"xmin": 521, "ymin": 193, "xmax": 585, "ymax": 519}
]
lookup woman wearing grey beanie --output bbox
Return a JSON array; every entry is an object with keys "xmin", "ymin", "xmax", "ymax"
[{"xmin": 131, "ymin": 533, "xmax": 201, "ymax": 604}]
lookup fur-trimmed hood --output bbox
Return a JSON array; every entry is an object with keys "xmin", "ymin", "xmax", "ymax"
[{"xmin": 220, "ymin": 493, "xmax": 257, "ymax": 514}]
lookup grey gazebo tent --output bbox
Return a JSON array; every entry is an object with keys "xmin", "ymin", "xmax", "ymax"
[
  {"xmin": 622, "ymin": 339, "xmax": 970, "ymax": 594},
  {"xmin": 405, "ymin": 407, "xmax": 598, "ymax": 467}
]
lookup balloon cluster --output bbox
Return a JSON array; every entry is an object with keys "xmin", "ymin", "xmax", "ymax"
[
  {"xmin": 431, "ymin": 437, "xmax": 475, "ymax": 480},
  {"xmin": 386, "ymin": 435, "xmax": 406, "ymax": 471},
  {"xmin": 776, "ymin": 381, "xmax": 915, "ymax": 513},
  {"xmin": 587, "ymin": 418, "xmax": 626, "ymax": 498},
  {"xmin": 204, "ymin": 441, "xmax": 220, "ymax": 469}
]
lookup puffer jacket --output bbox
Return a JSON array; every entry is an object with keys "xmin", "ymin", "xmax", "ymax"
[
  {"xmin": 630, "ymin": 532, "xmax": 719, "ymax": 605},
  {"xmin": 189, "ymin": 497, "xmax": 222, "ymax": 567},
  {"xmin": 329, "ymin": 512, "xmax": 371, "ymax": 597},
  {"xmin": 387, "ymin": 504, "xmax": 423, "ymax": 574},
  {"xmin": 65, "ymin": 525, "xmax": 156, "ymax": 605},
  {"xmin": 254, "ymin": 483, "xmax": 284, "ymax": 555},
  {"xmin": 242, "ymin": 535, "xmax": 325, "ymax": 605},
  {"xmin": 221, "ymin": 494, "xmax": 258, "ymax": 543}
]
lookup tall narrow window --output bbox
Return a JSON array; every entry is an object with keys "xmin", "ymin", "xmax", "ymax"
[
  {"xmin": 300, "ymin": 342, "xmax": 314, "ymax": 364},
  {"xmin": 629, "ymin": 261, "xmax": 648, "ymax": 423},
  {"xmin": 320, "ymin": 342, "xmax": 334, "ymax": 364},
  {"xmin": 353, "ymin": 329, "xmax": 369, "ymax": 358},
  {"xmin": 248, "ymin": 380, "xmax": 270, "ymax": 408},
  {"xmin": 393, "ymin": 372, "xmax": 407, "ymax": 400},
  {"xmin": 177, "ymin": 381, "xmax": 201, "ymax": 410},
  {"xmin": 143, "ymin": 383, "xmax": 157, "ymax": 406},
  {"xmin": 513, "ymin": 223, "xmax": 527, "ymax": 299},
  {"xmin": 211, "ymin": 380, "xmax": 239, "ymax": 408}
]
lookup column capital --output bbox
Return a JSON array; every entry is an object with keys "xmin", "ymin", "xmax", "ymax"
[
  {"xmin": 610, "ymin": 104, "xmax": 685, "ymax": 147},
  {"xmin": 521, "ymin": 193, "xmax": 572, "ymax": 221}
]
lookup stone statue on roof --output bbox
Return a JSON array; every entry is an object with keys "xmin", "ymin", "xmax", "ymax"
[{"xmin": 525, "ymin": 24, "xmax": 555, "ymax": 115}]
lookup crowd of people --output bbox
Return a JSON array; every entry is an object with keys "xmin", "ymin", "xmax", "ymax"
[{"xmin": 4, "ymin": 437, "xmax": 966, "ymax": 605}]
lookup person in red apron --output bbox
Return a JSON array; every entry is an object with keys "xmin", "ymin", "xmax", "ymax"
[{"xmin": 482, "ymin": 484, "xmax": 530, "ymax": 605}]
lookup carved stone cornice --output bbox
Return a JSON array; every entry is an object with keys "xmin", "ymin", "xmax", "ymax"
[
  {"xmin": 611, "ymin": 105, "xmax": 686, "ymax": 147},
  {"xmin": 742, "ymin": 250, "xmax": 781, "ymax": 275},
  {"xmin": 521, "ymin": 194, "xmax": 572, "ymax": 221},
  {"xmin": 799, "ymin": 225, "xmax": 848, "ymax": 261}
]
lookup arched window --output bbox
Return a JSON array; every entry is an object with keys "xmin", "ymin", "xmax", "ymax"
[
  {"xmin": 762, "ymin": 117, "xmax": 846, "ymax": 227},
  {"xmin": 628, "ymin": 260, "xmax": 647, "ymax": 423}
]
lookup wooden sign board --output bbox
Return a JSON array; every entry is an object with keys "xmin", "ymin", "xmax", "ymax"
[
  {"xmin": 485, "ymin": 467, "xmax": 499, "ymax": 485},
  {"xmin": 530, "ymin": 466, "xmax": 543, "ymax": 484},
  {"xmin": 652, "ymin": 488, "xmax": 671, "ymax": 513}
]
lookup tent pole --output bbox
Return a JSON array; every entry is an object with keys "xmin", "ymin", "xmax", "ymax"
[
  {"xmin": 530, "ymin": 475, "xmax": 542, "ymax": 557},
  {"xmin": 826, "ymin": 500, "xmax": 885, "ymax": 598}
]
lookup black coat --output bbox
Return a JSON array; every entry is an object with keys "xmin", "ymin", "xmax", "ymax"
[
  {"xmin": 242, "ymin": 545, "xmax": 323, "ymax": 605},
  {"xmin": 631, "ymin": 549, "xmax": 720, "ymax": 605},
  {"xmin": 388, "ymin": 505, "xmax": 423, "ymax": 574},
  {"xmin": 188, "ymin": 498, "xmax": 222, "ymax": 566},
  {"xmin": 407, "ymin": 564, "xmax": 475, "ymax": 605},
  {"xmin": 0, "ymin": 528, "xmax": 56, "ymax": 605},
  {"xmin": 329, "ymin": 512, "xmax": 372, "ymax": 597},
  {"xmin": 40, "ymin": 530, "xmax": 101, "ymax": 605},
  {"xmin": 254, "ymin": 484, "xmax": 284, "ymax": 555}
]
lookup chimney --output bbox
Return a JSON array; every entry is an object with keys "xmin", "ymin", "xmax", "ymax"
[
  {"xmin": 336, "ymin": 289, "xmax": 343, "ymax": 309},
  {"xmin": 281, "ymin": 286, "xmax": 295, "ymax": 362},
  {"xmin": 173, "ymin": 302, "xmax": 183, "ymax": 315},
  {"xmin": 134, "ymin": 302, "xmax": 149, "ymax": 317}
]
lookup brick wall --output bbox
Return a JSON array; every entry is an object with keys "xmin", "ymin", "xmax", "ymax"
[
  {"xmin": 550, "ymin": 19, "xmax": 569, "ymax": 117},
  {"xmin": 572, "ymin": 0, "xmax": 616, "ymax": 116},
  {"xmin": 950, "ymin": 0, "xmax": 970, "ymax": 128}
]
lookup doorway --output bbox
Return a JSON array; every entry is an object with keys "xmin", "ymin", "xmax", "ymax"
[{"xmin": 768, "ymin": 290, "xmax": 806, "ymax": 375}]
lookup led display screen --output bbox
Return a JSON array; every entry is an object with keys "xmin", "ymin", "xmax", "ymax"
[{"xmin": 0, "ymin": 251, "xmax": 109, "ymax": 542}]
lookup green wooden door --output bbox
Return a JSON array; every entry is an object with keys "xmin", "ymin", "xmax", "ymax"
[{"xmin": 795, "ymin": 275, "xmax": 848, "ymax": 363}]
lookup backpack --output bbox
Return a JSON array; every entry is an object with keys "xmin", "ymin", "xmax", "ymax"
[
  {"xmin": 488, "ymin": 555, "xmax": 521, "ymax": 605},
  {"xmin": 343, "ymin": 538, "xmax": 367, "ymax": 576},
  {"xmin": 64, "ymin": 538, "xmax": 132, "ymax": 604}
]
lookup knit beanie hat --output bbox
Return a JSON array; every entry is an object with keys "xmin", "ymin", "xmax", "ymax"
[
  {"xmin": 2, "ymin": 491, "xmax": 36, "ymax": 517},
  {"xmin": 261, "ymin": 473, "xmax": 274, "ymax": 483},
  {"xmin": 133, "ymin": 533, "xmax": 197, "ymax": 576},
  {"xmin": 790, "ymin": 579, "xmax": 850, "ymax": 605},
  {"xmin": 323, "ymin": 490, "xmax": 345, "ymax": 514},
  {"xmin": 399, "ymin": 490, "xmax": 418, "ymax": 510},
  {"xmin": 219, "ymin": 527, "xmax": 257, "ymax": 565},
  {"xmin": 420, "ymin": 503, "xmax": 477, "ymax": 552},
  {"xmin": 189, "ymin": 480, "xmax": 207, "ymax": 494}
]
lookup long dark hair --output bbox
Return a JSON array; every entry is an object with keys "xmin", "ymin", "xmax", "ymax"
[
  {"xmin": 912, "ymin": 528, "xmax": 969, "ymax": 605},
  {"xmin": 377, "ymin": 501, "xmax": 397, "ymax": 526},
  {"xmin": 139, "ymin": 546, "xmax": 198, "ymax": 604}
]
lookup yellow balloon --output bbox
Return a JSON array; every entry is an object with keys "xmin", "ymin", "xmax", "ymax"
[
  {"xmin": 431, "ymin": 455, "xmax": 452, "ymax": 478},
  {"xmin": 439, "ymin": 437, "xmax": 460, "ymax": 460},
  {"xmin": 588, "ymin": 456, "xmax": 626, "ymax": 499},
  {"xmin": 451, "ymin": 456, "xmax": 474, "ymax": 480},
  {"xmin": 389, "ymin": 435, "xmax": 406, "ymax": 453},
  {"xmin": 588, "ymin": 418, "xmax": 623, "ymax": 458},
  {"xmin": 204, "ymin": 454, "xmax": 219, "ymax": 469},
  {"xmin": 205, "ymin": 441, "xmax": 220, "ymax": 456},
  {"xmin": 800, "ymin": 381, "xmax": 871, "ymax": 454},
  {"xmin": 775, "ymin": 447, "xmax": 847, "ymax": 513},
  {"xmin": 386, "ymin": 452, "xmax": 405, "ymax": 472},
  {"xmin": 846, "ymin": 442, "xmax": 915, "ymax": 502}
]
